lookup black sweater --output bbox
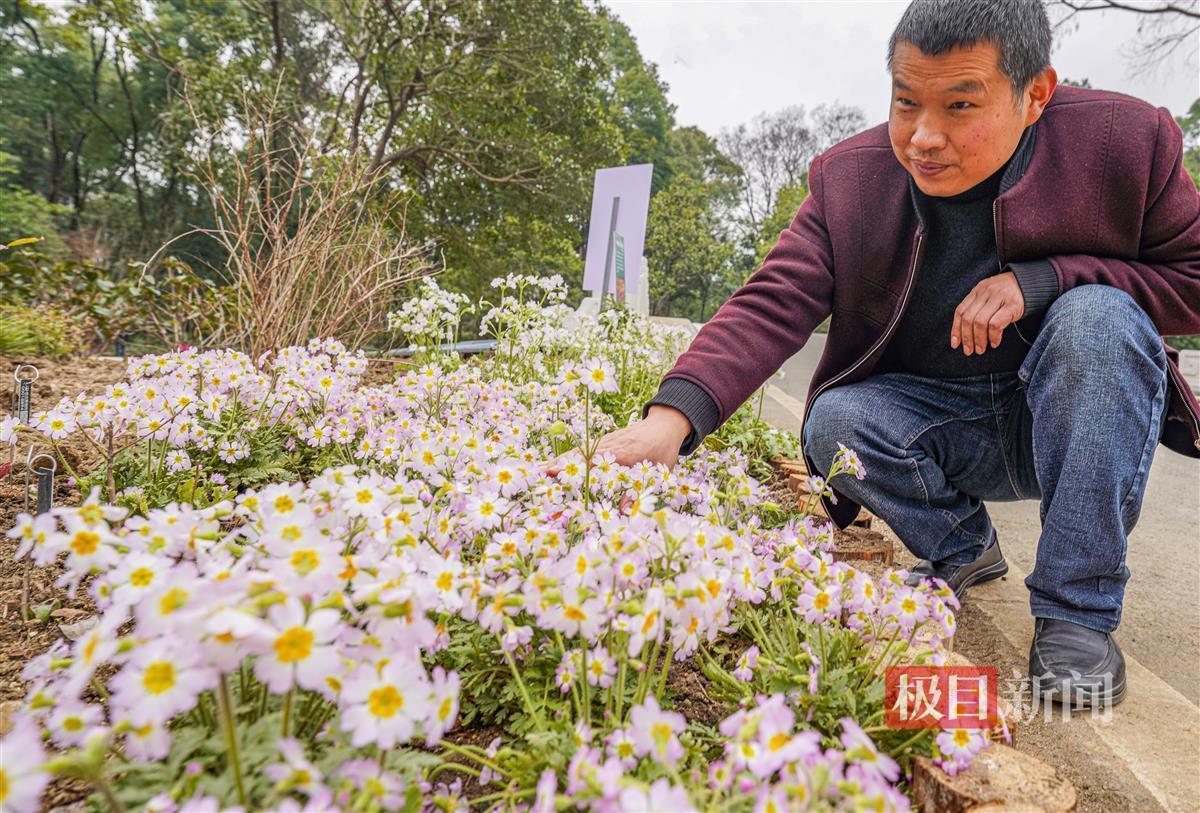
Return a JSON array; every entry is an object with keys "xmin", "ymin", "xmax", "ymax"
[{"xmin": 875, "ymin": 125, "xmax": 1058, "ymax": 377}]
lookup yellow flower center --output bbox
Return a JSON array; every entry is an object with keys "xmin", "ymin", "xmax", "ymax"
[
  {"xmin": 71, "ymin": 531, "xmax": 99, "ymax": 556},
  {"xmin": 814, "ymin": 592, "xmax": 830, "ymax": 610},
  {"xmin": 159, "ymin": 587, "xmax": 189, "ymax": 615},
  {"xmin": 641, "ymin": 611, "xmax": 658, "ymax": 635},
  {"xmin": 368, "ymin": 686, "xmax": 404, "ymax": 718},
  {"xmin": 901, "ymin": 598, "xmax": 917, "ymax": 614},
  {"xmin": 768, "ymin": 732, "xmax": 790, "ymax": 751},
  {"xmin": 274, "ymin": 495, "xmax": 295, "ymax": 513},
  {"xmin": 291, "ymin": 549, "xmax": 320, "ymax": 575},
  {"xmin": 651, "ymin": 722, "xmax": 672, "ymax": 751},
  {"xmin": 439, "ymin": 696, "xmax": 454, "ymax": 721},
  {"xmin": 130, "ymin": 567, "xmax": 154, "ymax": 587},
  {"xmin": 273, "ymin": 627, "xmax": 314, "ymax": 663},
  {"xmin": 63, "ymin": 716, "xmax": 84, "ymax": 732},
  {"xmin": 143, "ymin": 662, "xmax": 176, "ymax": 695}
]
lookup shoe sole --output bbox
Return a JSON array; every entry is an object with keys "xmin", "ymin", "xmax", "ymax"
[
  {"xmin": 952, "ymin": 558, "xmax": 1010, "ymax": 602},
  {"xmin": 1032, "ymin": 674, "xmax": 1127, "ymax": 709}
]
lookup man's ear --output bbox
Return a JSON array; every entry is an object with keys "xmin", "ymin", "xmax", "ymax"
[{"xmin": 1023, "ymin": 66, "xmax": 1058, "ymax": 126}]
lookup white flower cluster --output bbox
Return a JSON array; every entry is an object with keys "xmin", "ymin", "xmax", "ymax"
[{"xmin": 386, "ymin": 276, "xmax": 473, "ymax": 348}]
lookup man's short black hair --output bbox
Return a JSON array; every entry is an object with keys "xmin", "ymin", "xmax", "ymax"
[{"xmin": 887, "ymin": 0, "xmax": 1052, "ymax": 97}]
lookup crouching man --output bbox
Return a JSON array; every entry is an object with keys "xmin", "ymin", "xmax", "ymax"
[{"xmin": 590, "ymin": 0, "xmax": 1200, "ymax": 707}]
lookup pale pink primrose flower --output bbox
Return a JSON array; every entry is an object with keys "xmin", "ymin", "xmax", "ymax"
[
  {"xmin": 0, "ymin": 716, "xmax": 50, "ymax": 812},
  {"xmin": 617, "ymin": 778, "xmax": 695, "ymax": 812},
  {"xmin": 251, "ymin": 599, "xmax": 342, "ymax": 694},
  {"xmin": 628, "ymin": 697, "xmax": 686, "ymax": 767}
]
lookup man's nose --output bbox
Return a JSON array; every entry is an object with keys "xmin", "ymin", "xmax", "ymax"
[{"xmin": 910, "ymin": 119, "xmax": 948, "ymax": 153}]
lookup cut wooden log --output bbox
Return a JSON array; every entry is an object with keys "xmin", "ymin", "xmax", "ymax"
[
  {"xmin": 911, "ymin": 744, "xmax": 1076, "ymax": 813},
  {"xmin": 0, "ymin": 700, "xmax": 20, "ymax": 736},
  {"xmin": 774, "ymin": 457, "xmax": 875, "ymax": 528},
  {"xmin": 770, "ymin": 457, "xmax": 808, "ymax": 478},
  {"xmin": 831, "ymin": 526, "xmax": 894, "ymax": 566}
]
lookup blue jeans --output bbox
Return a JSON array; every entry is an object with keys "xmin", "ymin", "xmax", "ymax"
[{"xmin": 803, "ymin": 285, "xmax": 1169, "ymax": 633}]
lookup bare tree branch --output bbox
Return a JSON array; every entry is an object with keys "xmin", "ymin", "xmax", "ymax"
[{"xmin": 1048, "ymin": 0, "xmax": 1199, "ymax": 77}]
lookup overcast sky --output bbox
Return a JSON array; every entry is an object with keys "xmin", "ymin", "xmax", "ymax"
[{"xmin": 606, "ymin": 0, "xmax": 1199, "ymax": 137}]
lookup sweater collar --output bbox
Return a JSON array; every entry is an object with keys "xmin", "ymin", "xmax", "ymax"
[{"xmin": 907, "ymin": 121, "xmax": 1039, "ymax": 232}]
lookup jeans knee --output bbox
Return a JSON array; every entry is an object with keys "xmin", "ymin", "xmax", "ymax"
[
  {"xmin": 804, "ymin": 389, "xmax": 862, "ymax": 476},
  {"xmin": 1036, "ymin": 285, "xmax": 1162, "ymax": 372}
]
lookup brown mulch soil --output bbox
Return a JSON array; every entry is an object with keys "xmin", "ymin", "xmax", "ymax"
[
  {"xmin": 1, "ymin": 355, "xmax": 127, "ymax": 406},
  {"xmin": 2, "ymin": 355, "xmax": 128, "ymax": 482},
  {"xmin": 0, "ymin": 479, "xmax": 95, "ymax": 702},
  {"xmin": 1, "ymin": 357, "xmax": 117, "ymax": 810},
  {"xmin": 0, "ymin": 477, "xmax": 98, "ymax": 812},
  {"xmin": 363, "ymin": 357, "xmax": 411, "ymax": 386},
  {"xmin": 665, "ymin": 655, "xmax": 731, "ymax": 728}
]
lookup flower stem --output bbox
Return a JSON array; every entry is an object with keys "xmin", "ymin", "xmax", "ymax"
[
  {"xmin": 580, "ymin": 644, "xmax": 592, "ymax": 727},
  {"xmin": 500, "ymin": 639, "xmax": 545, "ymax": 733},
  {"xmin": 281, "ymin": 688, "xmax": 293, "ymax": 738},
  {"xmin": 92, "ymin": 771, "xmax": 126, "ymax": 813},
  {"xmin": 439, "ymin": 740, "xmax": 508, "ymax": 778},
  {"xmin": 217, "ymin": 674, "xmax": 249, "ymax": 810},
  {"xmin": 895, "ymin": 728, "xmax": 930, "ymax": 754}
]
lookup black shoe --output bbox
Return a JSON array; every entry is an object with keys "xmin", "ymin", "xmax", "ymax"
[
  {"xmin": 1029, "ymin": 617, "xmax": 1127, "ymax": 708},
  {"xmin": 903, "ymin": 532, "xmax": 1008, "ymax": 602}
]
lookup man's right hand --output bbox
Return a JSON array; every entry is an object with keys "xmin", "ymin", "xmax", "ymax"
[{"xmin": 542, "ymin": 404, "xmax": 693, "ymax": 475}]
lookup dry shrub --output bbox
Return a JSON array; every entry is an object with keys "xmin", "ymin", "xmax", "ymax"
[{"xmin": 178, "ymin": 91, "xmax": 433, "ymax": 358}]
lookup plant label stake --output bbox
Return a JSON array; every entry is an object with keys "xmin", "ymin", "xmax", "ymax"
[
  {"xmin": 30, "ymin": 453, "xmax": 56, "ymax": 515},
  {"xmin": 11, "ymin": 366, "xmax": 38, "ymax": 482},
  {"xmin": 20, "ymin": 452, "xmax": 55, "ymax": 622},
  {"xmin": 23, "ymin": 446, "xmax": 35, "ymax": 514},
  {"xmin": 13, "ymin": 364, "xmax": 38, "ymax": 425}
]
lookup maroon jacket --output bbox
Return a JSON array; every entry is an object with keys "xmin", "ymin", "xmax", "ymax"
[{"xmin": 663, "ymin": 85, "xmax": 1200, "ymax": 528}]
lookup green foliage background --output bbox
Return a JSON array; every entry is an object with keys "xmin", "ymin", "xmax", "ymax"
[{"xmin": 1, "ymin": 2, "xmax": 1196, "ymax": 350}]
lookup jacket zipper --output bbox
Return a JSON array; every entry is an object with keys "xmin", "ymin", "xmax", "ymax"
[
  {"xmin": 994, "ymin": 198, "xmax": 1033, "ymax": 346},
  {"xmin": 1165, "ymin": 358, "xmax": 1200, "ymax": 450},
  {"xmin": 803, "ymin": 231, "xmax": 927, "ymax": 423}
]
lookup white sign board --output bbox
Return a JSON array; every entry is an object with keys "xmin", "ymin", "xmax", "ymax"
[{"xmin": 582, "ymin": 163, "xmax": 653, "ymax": 298}]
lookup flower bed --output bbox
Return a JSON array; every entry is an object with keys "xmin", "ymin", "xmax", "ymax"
[{"xmin": 2, "ymin": 277, "xmax": 995, "ymax": 812}]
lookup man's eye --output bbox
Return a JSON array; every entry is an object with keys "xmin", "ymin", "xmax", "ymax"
[
  {"xmin": 950, "ymin": 101, "xmax": 974, "ymax": 110},
  {"xmin": 895, "ymin": 97, "xmax": 915, "ymax": 106}
]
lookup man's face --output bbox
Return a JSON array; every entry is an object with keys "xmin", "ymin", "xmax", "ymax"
[{"xmin": 888, "ymin": 40, "xmax": 1054, "ymax": 197}]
